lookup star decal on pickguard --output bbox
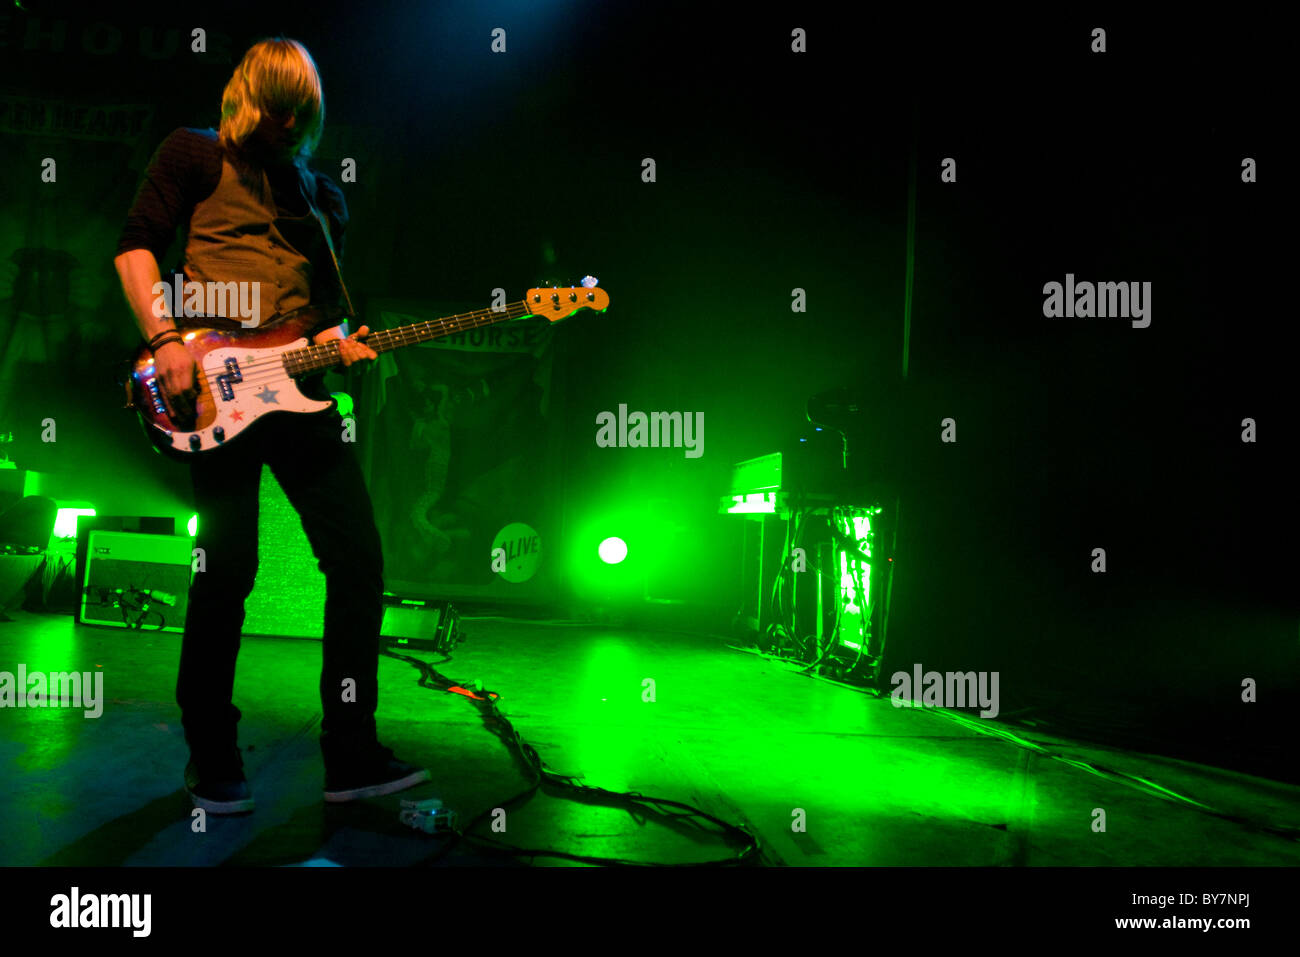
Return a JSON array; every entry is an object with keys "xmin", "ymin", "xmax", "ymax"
[
  {"xmin": 229, "ymin": 409, "xmax": 245, "ymax": 422},
  {"xmin": 255, "ymin": 387, "xmax": 279, "ymax": 404}
]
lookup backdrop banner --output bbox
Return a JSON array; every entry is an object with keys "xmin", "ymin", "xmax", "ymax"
[{"xmin": 361, "ymin": 301, "xmax": 561, "ymax": 601}]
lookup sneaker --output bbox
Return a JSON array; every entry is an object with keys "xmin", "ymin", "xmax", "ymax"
[
  {"xmin": 323, "ymin": 745, "xmax": 430, "ymax": 803},
  {"xmin": 185, "ymin": 759, "xmax": 255, "ymax": 814}
]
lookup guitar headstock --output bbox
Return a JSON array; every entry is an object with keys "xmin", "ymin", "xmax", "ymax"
[{"xmin": 523, "ymin": 276, "xmax": 610, "ymax": 322}]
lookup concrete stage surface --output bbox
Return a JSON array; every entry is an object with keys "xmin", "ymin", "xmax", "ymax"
[{"xmin": 1, "ymin": 610, "xmax": 1297, "ymax": 867}]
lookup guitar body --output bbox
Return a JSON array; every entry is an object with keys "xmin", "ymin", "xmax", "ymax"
[{"xmin": 125, "ymin": 310, "xmax": 333, "ymax": 460}]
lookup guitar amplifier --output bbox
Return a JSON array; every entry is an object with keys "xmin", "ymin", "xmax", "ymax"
[{"xmin": 78, "ymin": 530, "xmax": 193, "ymax": 632}]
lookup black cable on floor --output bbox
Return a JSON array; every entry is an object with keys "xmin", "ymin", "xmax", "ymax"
[{"xmin": 382, "ymin": 649, "xmax": 765, "ymax": 867}]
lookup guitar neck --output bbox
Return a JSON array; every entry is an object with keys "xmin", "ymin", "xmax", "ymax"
[{"xmin": 282, "ymin": 299, "xmax": 533, "ymax": 376}]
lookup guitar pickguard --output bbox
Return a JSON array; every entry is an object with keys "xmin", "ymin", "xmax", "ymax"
[{"xmin": 148, "ymin": 338, "xmax": 333, "ymax": 455}]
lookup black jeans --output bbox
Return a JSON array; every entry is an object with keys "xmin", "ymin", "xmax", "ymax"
[{"xmin": 176, "ymin": 407, "xmax": 385, "ymax": 772}]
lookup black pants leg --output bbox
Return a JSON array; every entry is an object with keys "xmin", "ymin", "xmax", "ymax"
[
  {"xmin": 177, "ymin": 426, "xmax": 263, "ymax": 774},
  {"xmin": 264, "ymin": 410, "xmax": 385, "ymax": 762},
  {"xmin": 176, "ymin": 408, "xmax": 386, "ymax": 773}
]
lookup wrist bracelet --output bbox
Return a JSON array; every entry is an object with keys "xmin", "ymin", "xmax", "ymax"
[
  {"xmin": 148, "ymin": 327, "xmax": 179, "ymax": 347},
  {"xmin": 149, "ymin": 334, "xmax": 183, "ymax": 352}
]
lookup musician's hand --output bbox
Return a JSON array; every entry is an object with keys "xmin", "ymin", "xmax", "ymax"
[
  {"xmin": 339, "ymin": 325, "xmax": 378, "ymax": 368},
  {"xmin": 154, "ymin": 340, "xmax": 199, "ymax": 424}
]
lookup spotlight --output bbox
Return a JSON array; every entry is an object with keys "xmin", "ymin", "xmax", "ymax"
[
  {"xmin": 598, "ymin": 536, "xmax": 627, "ymax": 564},
  {"xmin": 53, "ymin": 506, "xmax": 95, "ymax": 540}
]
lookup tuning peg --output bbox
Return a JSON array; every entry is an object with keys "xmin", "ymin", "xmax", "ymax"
[{"xmin": 580, "ymin": 275, "xmax": 599, "ymax": 288}]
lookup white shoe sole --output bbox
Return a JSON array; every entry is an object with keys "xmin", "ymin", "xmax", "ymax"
[
  {"xmin": 188, "ymin": 789, "xmax": 255, "ymax": 814},
  {"xmin": 323, "ymin": 768, "xmax": 431, "ymax": 803}
]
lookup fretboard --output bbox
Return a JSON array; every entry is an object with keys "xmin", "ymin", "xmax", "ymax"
[{"xmin": 282, "ymin": 300, "xmax": 534, "ymax": 376}]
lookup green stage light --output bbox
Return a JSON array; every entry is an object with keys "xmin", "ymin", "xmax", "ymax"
[
  {"xmin": 835, "ymin": 506, "xmax": 884, "ymax": 651},
  {"xmin": 187, "ymin": 514, "xmax": 198, "ymax": 537},
  {"xmin": 598, "ymin": 537, "xmax": 628, "ymax": 564},
  {"xmin": 569, "ymin": 500, "xmax": 685, "ymax": 604},
  {"xmin": 53, "ymin": 507, "xmax": 95, "ymax": 540},
  {"xmin": 568, "ymin": 515, "xmax": 641, "ymax": 605},
  {"xmin": 840, "ymin": 512, "xmax": 872, "ymax": 616}
]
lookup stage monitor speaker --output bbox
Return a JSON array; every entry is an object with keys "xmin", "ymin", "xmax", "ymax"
[
  {"xmin": 382, "ymin": 596, "xmax": 461, "ymax": 654},
  {"xmin": 78, "ymin": 530, "xmax": 193, "ymax": 632}
]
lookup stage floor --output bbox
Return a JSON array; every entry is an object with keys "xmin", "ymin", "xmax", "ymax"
[{"xmin": 1, "ymin": 609, "xmax": 1297, "ymax": 867}]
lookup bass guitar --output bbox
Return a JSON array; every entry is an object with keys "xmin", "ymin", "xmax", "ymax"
[{"xmin": 124, "ymin": 279, "xmax": 609, "ymax": 458}]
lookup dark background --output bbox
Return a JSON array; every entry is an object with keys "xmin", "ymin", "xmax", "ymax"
[{"xmin": 1, "ymin": 3, "xmax": 1293, "ymax": 780}]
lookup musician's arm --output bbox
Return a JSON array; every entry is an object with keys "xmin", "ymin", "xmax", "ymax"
[
  {"xmin": 310, "ymin": 176, "xmax": 366, "ymax": 358},
  {"xmin": 114, "ymin": 248, "xmax": 178, "ymax": 345},
  {"xmin": 115, "ymin": 129, "xmax": 214, "ymax": 348},
  {"xmin": 116, "ymin": 246, "xmax": 197, "ymax": 420}
]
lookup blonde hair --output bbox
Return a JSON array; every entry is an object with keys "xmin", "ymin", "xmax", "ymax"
[{"xmin": 219, "ymin": 38, "xmax": 324, "ymax": 159}]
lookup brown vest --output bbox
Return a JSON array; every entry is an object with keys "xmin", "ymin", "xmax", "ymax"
[{"xmin": 183, "ymin": 151, "xmax": 338, "ymax": 333}]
